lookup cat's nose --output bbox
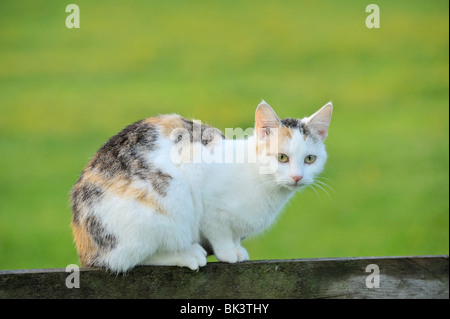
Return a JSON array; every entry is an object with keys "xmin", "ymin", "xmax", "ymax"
[{"xmin": 291, "ymin": 175, "xmax": 303, "ymax": 183}]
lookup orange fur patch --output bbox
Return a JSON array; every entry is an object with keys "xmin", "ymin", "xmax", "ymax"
[
  {"xmin": 72, "ymin": 221, "xmax": 96, "ymax": 266},
  {"xmin": 256, "ymin": 127, "xmax": 293, "ymax": 156},
  {"xmin": 80, "ymin": 169, "xmax": 166, "ymax": 214},
  {"xmin": 144, "ymin": 114, "xmax": 184, "ymax": 139},
  {"xmin": 279, "ymin": 126, "xmax": 292, "ymax": 140},
  {"xmin": 72, "ymin": 170, "xmax": 167, "ymax": 264}
]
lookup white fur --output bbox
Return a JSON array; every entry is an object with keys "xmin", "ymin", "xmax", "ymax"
[{"xmin": 93, "ymin": 102, "xmax": 331, "ymax": 272}]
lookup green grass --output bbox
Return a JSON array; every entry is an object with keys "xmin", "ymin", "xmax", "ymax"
[{"xmin": 0, "ymin": 0, "xmax": 448, "ymax": 270}]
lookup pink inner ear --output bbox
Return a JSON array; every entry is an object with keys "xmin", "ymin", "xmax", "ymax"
[
  {"xmin": 256, "ymin": 127, "xmax": 266, "ymax": 139},
  {"xmin": 318, "ymin": 130, "xmax": 328, "ymax": 140},
  {"xmin": 256, "ymin": 127, "xmax": 271, "ymax": 139}
]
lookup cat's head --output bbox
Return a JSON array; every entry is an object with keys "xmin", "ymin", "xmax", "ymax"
[{"xmin": 254, "ymin": 100, "xmax": 333, "ymax": 191}]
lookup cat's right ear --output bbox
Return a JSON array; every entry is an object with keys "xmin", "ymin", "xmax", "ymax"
[{"xmin": 255, "ymin": 100, "xmax": 281, "ymax": 139}]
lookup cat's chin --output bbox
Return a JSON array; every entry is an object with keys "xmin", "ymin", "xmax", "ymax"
[{"xmin": 281, "ymin": 183, "xmax": 305, "ymax": 192}]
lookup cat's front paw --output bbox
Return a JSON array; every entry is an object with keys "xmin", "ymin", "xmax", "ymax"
[
  {"xmin": 215, "ymin": 246, "xmax": 249, "ymax": 263},
  {"xmin": 236, "ymin": 246, "xmax": 249, "ymax": 262},
  {"xmin": 183, "ymin": 243, "xmax": 207, "ymax": 270}
]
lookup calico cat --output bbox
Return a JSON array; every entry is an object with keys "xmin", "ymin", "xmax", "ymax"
[{"xmin": 70, "ymin": 100, "xmax": 332, "ymax": 272}]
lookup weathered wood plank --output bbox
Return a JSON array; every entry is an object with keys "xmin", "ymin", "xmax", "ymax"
[{"xmin": 0, "ymin": 255, "xmax": 448, "ymax": 299}]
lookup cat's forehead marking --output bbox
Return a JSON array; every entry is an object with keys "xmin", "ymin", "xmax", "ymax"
[
  {"xmin": 279, "ymin": 126, "xmax": 293, "ymax": 140},
  {"xmin": 281, "ymin": 118, "xmax": 311, "ymax": 142},
  {"xmin": 280, "ymin": 118, "xmax": 310, "ymax": 139},
  {"xmin": 262, "ymin": 124, "xmax": 303, "ymax": 155}
]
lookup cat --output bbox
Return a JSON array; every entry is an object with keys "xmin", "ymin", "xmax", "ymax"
[{"xmin": 70, "ymin": 100, "xmax": 333, "ymax": 273}]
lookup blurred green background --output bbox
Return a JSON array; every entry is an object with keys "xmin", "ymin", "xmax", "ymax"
[{"xmin": 0, "ymin": 1, "xmax": 448, "ymax": 270}]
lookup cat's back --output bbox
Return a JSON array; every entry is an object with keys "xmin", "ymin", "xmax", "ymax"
[{"xmin": 71, "ymin": 113, "xmax": 225, "ymax": 214}]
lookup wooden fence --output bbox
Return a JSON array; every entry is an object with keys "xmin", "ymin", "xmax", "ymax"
[{"xmin": 0, "ymin": 255, "xmax": 448, "ymax": 299}]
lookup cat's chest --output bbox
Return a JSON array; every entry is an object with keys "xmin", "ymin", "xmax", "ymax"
[
  {"xmin": 193, "ymin": 164, "xmax": 291, "ymax": 232},
  {"xmin": 206, "ymin": 186, "xmax": 290, "ymax": 235}
]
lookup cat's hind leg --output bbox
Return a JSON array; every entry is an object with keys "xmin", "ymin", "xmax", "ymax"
[{"xmin": 142, "ymin": 243, "xmax": 207, "ymax": 270}]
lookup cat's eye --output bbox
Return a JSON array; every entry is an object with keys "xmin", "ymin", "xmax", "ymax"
[
  {"xmin": 277, "ymin": 153, "xmax": 289, "ymax": 163},
  {"xmin": 304, "ymin": 155, "xmax": 317, "ymax": 164}
]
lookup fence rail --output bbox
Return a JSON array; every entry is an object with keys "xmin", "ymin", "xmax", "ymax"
[{"xmin": 0, "ymin": 255, "xmax": 448, "ymax": 299}]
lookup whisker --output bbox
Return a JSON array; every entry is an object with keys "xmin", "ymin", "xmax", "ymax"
[
  {"xmin": 316, "ymin": 176, "xmax": 332, "ymax": 182},
  {"xmin": 308, "ymin": 184, "xmax": 321, "ymax": 199},
  {"xmin": 314, "ymin": 179, "xmax": 335, "ymax": 193},
  {"xmin": 312, "ymin": 182, "xmax": 333, "ymax": 201}
]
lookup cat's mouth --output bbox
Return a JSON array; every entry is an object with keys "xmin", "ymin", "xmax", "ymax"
[{"xmin": 282, "ymin": 181, "xmax": 307, "ymax": 191}]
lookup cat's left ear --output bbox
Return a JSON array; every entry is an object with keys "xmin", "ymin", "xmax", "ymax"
[
  {"xmin": 305, "ymin": 102, "xmax": 333, "ymax": 141},
  {"xmin": 255, "ymin": 100, "xmax": 281, "ymax": 139}
]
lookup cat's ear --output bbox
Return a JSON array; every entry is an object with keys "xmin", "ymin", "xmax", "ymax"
[
  {"xmin": 305, "ymin": 102, "xmax": 333, "ymax": 141},
  {"xmin": 255, "ymin": 100, "xmax": 281, "ymax": 139}
]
